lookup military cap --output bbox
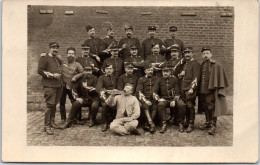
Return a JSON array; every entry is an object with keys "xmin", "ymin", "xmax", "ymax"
[
  {"xmin": 86, "ymin": 25, "xmax": 94, "ymax": 32},
  {"xmin": 67, "ymin": 47, "xmax": 76, "ymax": 52},
  {"xmin": 84, "ymin": 64, "xmax": 93, "ymax": 70},
  {"xmin": 124, "ymin": 62, "xmax": 134, "ymax": 68},
  {"xmin": 81, "ymin": 43, "xmax": 90, "ymax": 49},
  {"xmin": 49, "ymin": 42, "xmax": 59, "ymax": 48},
  {"xmin": 161, "ymin": 63, "xmax": 172, "ymax": 71},
  {"xmin": 148, "ymin": 26, "xmax": 156, "ymax": 31},
  {"xmin": 124, "ymin": 24, "xmax": 133, "ymax": 31},
  {"xmin": 151, "ymin": 43, "xmax": 160, "ymax": 48},
  {"xmin": 201, "ymin": 47, "xmax": 211, "ymax": 52},
  {"xmin": 170, "ymin": 44, "xmax": 180, "ymax": 51},
  {"xmin": 130, "ymin": 44, "xmax": 138, "ymax": 49},
  {"xmin": 144, "ymin": 63, "xmax": 153, "ymax": 70},
  {"xmin": 110, "ymin": 44, "xmax": 119, "ymax": 50},
  {"xmin": 102, "ymin": 63, "xmax": 113, "ymax": 71},
  {"xmin": 183, "ymin": 47, "xmax": 193, "ymax": 52},
  {"xmin": 169, "ymin": 26, "xmax": 177, "ymax": 32}
]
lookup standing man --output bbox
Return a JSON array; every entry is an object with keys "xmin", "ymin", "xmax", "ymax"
[
  {"xmin": 96, "ymin": 64, "xmax": 118, "ymax": 131},
  {"xmin": 198, "ymin": 47, "xmax": 229, "ymax": 135},
  {"xmin": 142, "ymin": 26, "xmax": 163, "ymax": 60},
  {"xmin": 146, "ymin": 43, "xmax": 166, "ymax": 78},
  {"xmin": 60, "ymin": 47, "xmax": 84, "ymax": 124},
  {"xmin": 124, "ymin": 44, "xmax": 145, "ymax": 77},
  {"xmin": 135, "ymin": 64, "xmax": 158, "ymax": 133},
  {"xmin": 162, "ymin": 26, "xmax": 184, "ymax": 60},
  {"xmin": 153, "ymin": 64, "xmax": 186, "ymax": 133},
  {"xmin": 101, "ymin": 27, "xmax": 118, "ymax": 62},
  {"xmin": 178, "ymin": 47, "xmax": 200, "ymax": 133},
  {"xmin": 84, "ymin": 25, "xmax": 102, "ymax": 64},
  {"xmin": 118, "ymin": 24, "xmax": 142, "ymax": 60},
  {"xmin": 102, "ymin": 44, "xmax": 124, "ymax": 77},
  {"xmin": 117, "ymin": 62, "xmax": 138, "ymax": 94},
  {"xmin": 60, "ymin": 64, "xmax": 100, "ymax": 129},
  {"xmin": 108, "ymin": 83, "xmax": 141, "ymax": 136},
  {"xmin": 37, "ymin": 42, "xmax": 63, "ymax": 135}
]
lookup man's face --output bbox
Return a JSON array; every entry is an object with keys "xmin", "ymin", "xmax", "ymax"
[
  {"xmin": 123, "ymin": 85, "xmax": 133, "ymax": 96},
  {"xmin": 184, "ymin": 51, "xmax": 193, "ymax": 60},
  {"xmin": 202, "ymin": 50, "xmax": 212, "ymax": 61},
  {"xmin": 111, "ymin": 49, "xmax": 119, "ymax": 58},
  {"xmin": 83, "ymin": 69, "xmax": 93, "ymax": 77},
  {"xmin": 105, "ymin": 66, "xmax": 114, "ymax": 75},
  {"xmin": 88, "ymin": 28, "xmax": 95, "ymax": 37},
  {"xmin": 130, "ymin": 48, "xmax": 138, "ymax": 56},
  {"xmin": 50, "ymin": 46, "xmax": 59, "ymax": 56},
  {"xmin": 125, "ymin": 67, "xmax": 134, "ymax": 75},
  {"xmin": 82, "ymin": 48, "xmax": 90, "ymax": 56},
  {"xmin": 67, "ymin": 50, "xmax": 75, "ymax": 63},
  {"xmin": 148, "ymin": 30, "xmax": 156, "ymax": 38},
  {"xmin": 170, "ymin": 50, "xmax": 179, "ymax": 59},
  {"xmin": 107, "ymin": 29, "xmax": 114, "ymax": 37},
  {"xmin": 125, "ymin": 29, "xmax": 133, "ymax": 38},
  {"xmin": 170, "ymin": 31, "xmax": 177, "ymax": 38},
  {"xmin": 152, "ymin": 44, "xmax": 160, "ymax": 55},
  {"xmin": 162, "ymin": 70, "xmax": 171, "ymax": 78},
  {"xmin": 145, "ymin": 68, "xmax": 154, "ymax": 77}
]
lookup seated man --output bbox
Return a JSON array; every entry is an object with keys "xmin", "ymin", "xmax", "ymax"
[
  {"xmin": 135, "ymin": 64, "xmax": 158, "ymax": 133},
  {"xmin": 96, "ymin": 63, "xmax": 118, "ymax": 131},
  {"xmin": 60, "ymin": 64, "xmax": 99, "ymax": 129},
  {"xmin": 108, "ymin": 83, "xmax": 141, "ymax": 136},
  {"xmin": 153, "ymin": 64, "xmax": 186, "ymax": 133}
]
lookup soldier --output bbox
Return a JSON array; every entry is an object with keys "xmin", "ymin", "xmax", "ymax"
[
  {"xmin": 135, "ymin": 64, "xmax": 158, "ymax": 133},
  {"xmin": 124, "ymin": 44, "xmax": 145, "ymax": 77},
  {"xmin": 162, "ymin": 26, "xmax": 184, "ymax": 60},
  {"xmin": 117, "ymin": 62, "xmax": 138, "ymax": 94},
  {"xmin": 60, "ymin": 64, "xmax": 100, "ymax": 129},
  {"xmin": 178, "ymin": 47, "xmax": 201, "ymax": 133},
  {"xmin": 84, "ymin": 25, "xmax": 102, "ymax": 64},
  {"xmin": 142, "ymin": 26, "xmax": 163, "ymax": 60},
  {"xmin": 76, "ymin": 43, "xmax": 99, "ymax": 75},
  {"xmin": 96, "ymin": 64, "xmax": 118, "ymax": 131},
  {"xmin": 118, "ymin": 24, "xmax": 142, "ymax": 60},
  {"xmin": 102, "ymin": 44, "xmax": 124, "ymax": 77},
  {"xmin": 101, "ymin": 27, "xmax": 118, "ymax": 62},
  {"xmin": 59, "ymin": 47, "xmax": 84, "ymax": 124},
  {"xmin": 146, "ymin": 43, "xmax": 166, "ymax": 78},
  {"xmin": 153, "ymin": 64, "xmax": 186, "ymax": 133},
  {"xmin": 198, "ymin": 47, "xmax": 229, "ymax": 135},
  {"xmin": 37, "ymin": 42, "xmax": 63, "ymax": 135}
]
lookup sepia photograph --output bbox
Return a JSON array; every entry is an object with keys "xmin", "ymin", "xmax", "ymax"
[{"xmin": 2, "ymin": 0, "xmax": 258, "ymax": 163}]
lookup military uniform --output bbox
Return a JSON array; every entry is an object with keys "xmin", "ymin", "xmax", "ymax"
[
  {"xmin": 142, "ymin": 38, "xmax": 163, "ymax": 60},
  {"xmin": 102, "ymin": 57, "xmax": 124, "ymax": 77},
  {"xmin": 153, "ymin": 65, "xmax": 186, "ymax": 133},
  {"xmin": 124, "ymin": 55, "xmax": 144, "ymax": 77},
  {"xmin": 84, "ymin": 38, "xmax": 103, "ymax": 61},
  {"xmin": 37, "ymin": 42, "xmax": 63, "ymax": 135},
  {"xmin": 100, "ymin": 36, "xmax": 118, "ymax": 61},
  {"xmin": 146, "ymin": 54, "xmax": 166, "ymax": 77},
  {"xmin": 96, "ymin": 72, "xmax": 118, "ymax": 131},
  {"xmin": 117, "ymin": 73, "xmax": 138, "ymax": 94},
  {"xmin": 119, "ymin": 38, "xmax": 142, "ymax": 60}
]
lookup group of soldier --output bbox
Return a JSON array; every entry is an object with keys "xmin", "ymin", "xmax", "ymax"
[{"xmin": 37, "ymin": 24, "xmax": 230, "ymax": 137}]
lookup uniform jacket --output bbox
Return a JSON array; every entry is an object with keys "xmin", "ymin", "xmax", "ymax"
[
  {"xmin": 84, "ymin": 37, "xmax": 103, "ymax": 55},
  {"xmin": 135, "ymin": 76, "xmax": 158, "ymax": 101},
  {"xmin": 118, "ymin": 37, "xmax": 142, "ymax": 59},
  {"xmin": 96, "ymin": 74, "xmax": 118, "ymax": 94},
  {"xmin": 100, "ymin": 36, "xmax": 118, "ymax": 61},
  {"xmin": 142, "ymin": 37, "xmax": 163, "ymax": 60},
  {"xmin": 38, "ymin": 53, "xmax": 63, "ymax": 87},
  {"xmin": 162, "ymin": 38, "xmax": 184, "ymax": 60},
  {"xmin": 117, "ymin": 74, "xmax": 138, "ymax": 93},
  {"xmin": 200, "ymin": 59, "xmax": 229, "ymax": 117},
  {"xmin": 76, "ymin": 56, "xmax": 98, "ymax": 69},
  {"xmin": 102, "ymin": 57, "xmax": 124, "ymax": 77},
  {"xmin": 124, "ymin": 55, "xmax": 145, "ymax": 77},
  {"xmin": 61, "ymin": 61, "xmax": 83, "ymax": 89}
]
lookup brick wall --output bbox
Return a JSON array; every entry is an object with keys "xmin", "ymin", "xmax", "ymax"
[{"xmin": 27, "ymin": 6, "xmax": 234, "ymax": 112}]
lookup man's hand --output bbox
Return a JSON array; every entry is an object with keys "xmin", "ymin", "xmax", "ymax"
[
  {"xmin": 188, "ymin": 88, "xmax": 194, "ymax": 95},
  {"xmin": 145, "ymin": 100, "xmax": 152, "ymax": 106},
  {"xmin": 178, "ymin": 71, "xmax": 185, "ymax": 77},
  {"xmin": 170, "ymin": 100, "xmax": 176, "ymax": 108},
  {"xmin": 71, "ymin": 76, "xmax": 77, "ymax": 82},
  {"xmin": 122, "ymin": 44, "xmax": 127, "ymax": 49},
  {"xmin": 53, "ymin": 73, "xmax": 61, "ymax": 79},
  {"xmin": 122, "ymin": 117, "xmax": 133, "ymax": 122},
  {"xmin": 40, "ymin": 52, "xmax": 47, "ymax": 57},
  {"xmin": 95, "ymin": 56, "xmax": 101, "ymax": 62},
  {"xmin": 158, "ymin": 98, "xmax": 166, "ymax": 102},
  {"xmin": 174, "ymin": 95, "xmax": 180, "ymax": 101},
  {"xmin": 76, "ymin": 98, "xmax": 83, "ymax": 104}
]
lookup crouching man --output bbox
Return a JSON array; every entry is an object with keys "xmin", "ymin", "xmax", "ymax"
[{"xmin": 107, "ymin": 83, "xmax": 141, "ymax": 136}]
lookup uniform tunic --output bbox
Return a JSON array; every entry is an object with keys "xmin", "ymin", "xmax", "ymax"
[
  {"xmin": 101, "ymin": 36, "xmax": 118, "ymax": 61},
  {"xmin": 117, "ymin": 74, "xmax": 138, "ymax": 93},
  {"xmin": 76, "ymin": 56, "xmax": 98, "ymax": 69},
  {"xmin": 124, "ymin": 55, "xmax": 145, "ymax": 77},
  {"xmin": 146, "ymin": 54, "xmax": 166, "ymax": 77},
  {"xmin": 135, "ymin": 76, "xmax": 158, "ymax": 100},
  {"xmin": 142, "ymin": 37, "xmax": 163, "ymax": 60},
  {"xmin": 162, "ymin": 38, "xmax": 184, "ymax": 60},
  {"xmin": 118, "ymin": 37, "xmax": 142, "ymax": 59},
  {"xmin": 200, "ymin": 60, "xmax": 212, "ymax": 94},
  {"xmin": 96, "ymin": 74, "xmax": 118, "ymax": 93},
  {"xmin": 102, "ymin": 57, "xmax": 124, "ymax": 77}
]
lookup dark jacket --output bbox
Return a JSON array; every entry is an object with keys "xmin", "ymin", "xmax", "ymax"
[
  {"xmin": 117, "ymin": 74, "xmax": 138, "ymax": 93},
  {"xmin": 142, "ymin": 37, "xmax": 163, "ymax": 60},
  {"xmin": 135, "ymin": 76, "xmax": 158, "ymax": 100},
  {"xmin": 118, "ymin": 37, "xmax": 141, "ymax": 59}
]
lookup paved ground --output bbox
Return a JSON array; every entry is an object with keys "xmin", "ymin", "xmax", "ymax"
[{"xmin": 27, "ymin": 108, "xmax": 233, "ymax": 146}]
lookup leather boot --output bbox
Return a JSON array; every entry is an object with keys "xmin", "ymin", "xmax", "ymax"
[
  {"xmin": 44, "ymin": 126, "xmax": 53, "ymax": 135},
  {"xmin": 60, "ymin": 105, "xmax": 66, "ymax": 121},
  {"xmin": 143, "ymin": 122, "xmax": 150, "ymax": 131},
  {"xmin": 88, "ymin": 118, "xmax": 95, "ymax": 127},
  {"xmin": 208, "ymin": 117, "xmax": 217, "ymax": 135},
  {"xmin": 59, "ymin": 119, "xmax": 73, "ymax": 129},
  {"xmin": 200, "ymin": 109, "xmax": 210, "ymax": 130},
  {"xmin": 160, "ymin": 121, "xmax": 167, "ymax": 134},
  {"xmin": 102, "ymin": 123, "xmax": 109, "ymax": 132},
  {"xmin": 179, "ymin": 122, "xmax": 184, "ymax": 133},
  {"xmin": 149, "ymin": 122, "xmax": 156, "ymax": 133},
  {"xmin": 186, "ymin": 120, "xmax": 194, "ymax": 133},
  {"xmin": 50, "ymin": 117, "xmax": 61, "ymax": 129}
]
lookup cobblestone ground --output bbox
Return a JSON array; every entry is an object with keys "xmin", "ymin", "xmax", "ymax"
[{"xmin": 27, "ymin": 108, "xmax": 233, "ymax": 146}]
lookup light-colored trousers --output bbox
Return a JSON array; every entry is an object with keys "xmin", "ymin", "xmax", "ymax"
[{"xmin": 110, "ymin": 119, "xmax": 138, "ymax": 135}]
